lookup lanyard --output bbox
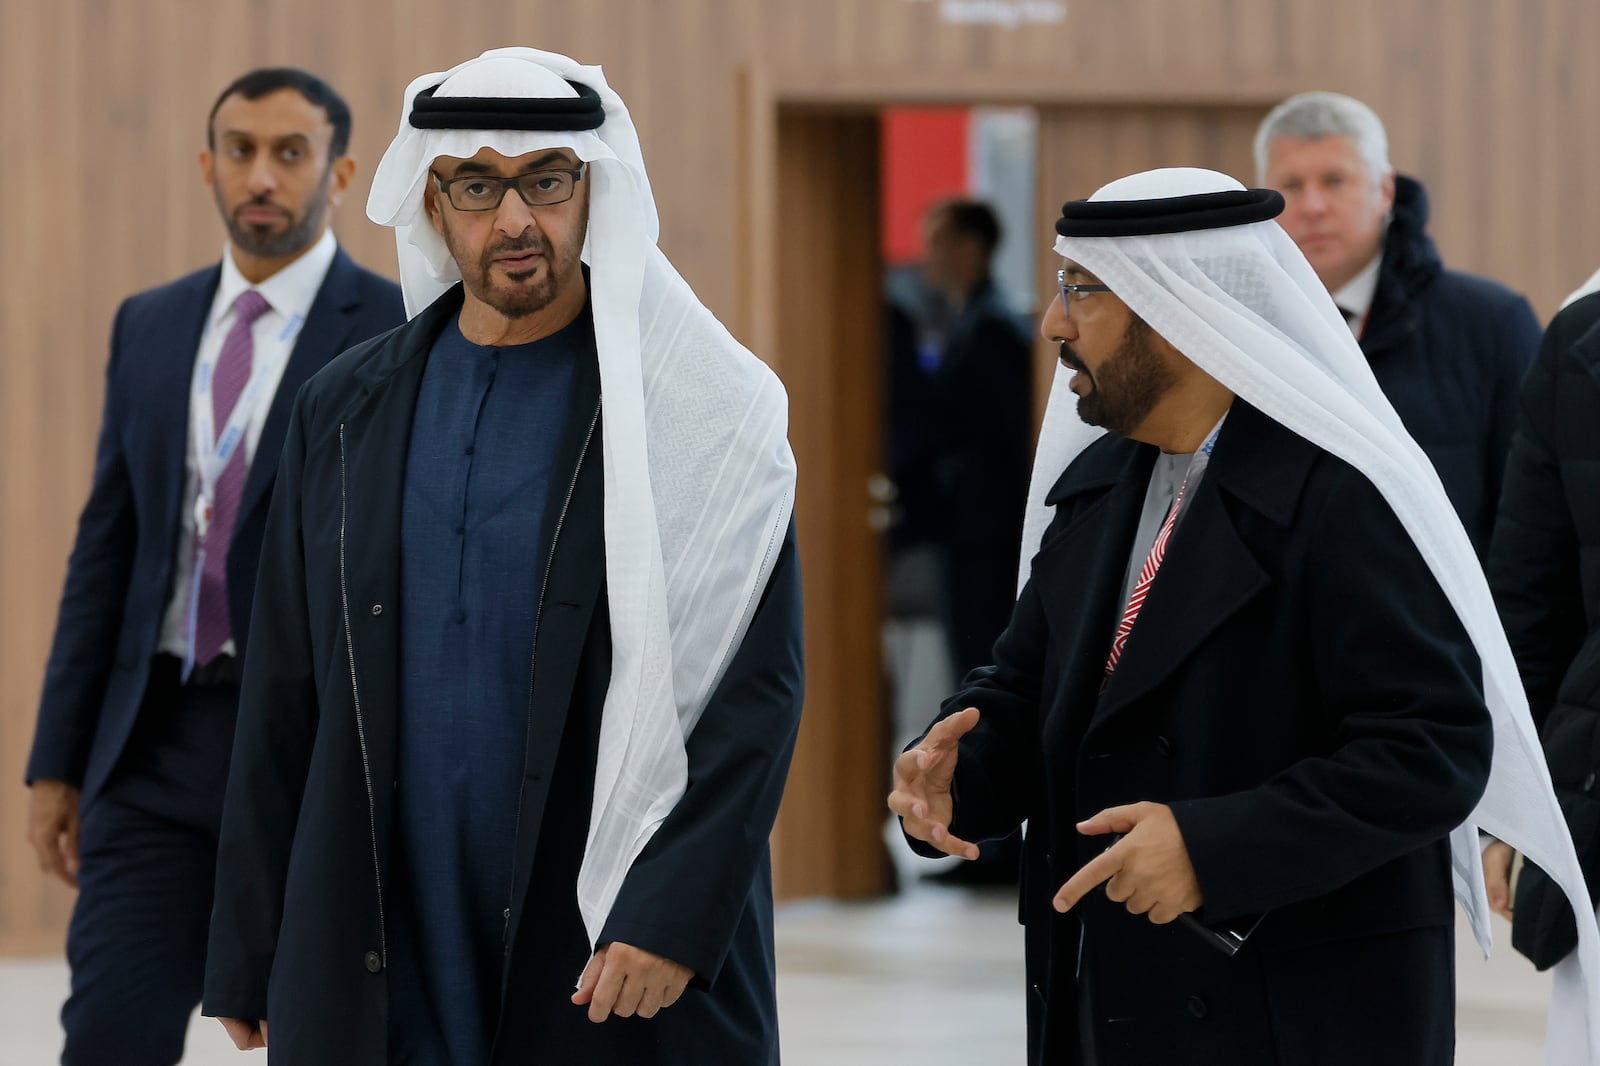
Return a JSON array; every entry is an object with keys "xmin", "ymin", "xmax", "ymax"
[
  {"xmin": 1167, "ymin": 415, "xmax": 1226, "ymax": 527},
  {"xmin": 188, "ymin": 305, "xmax": 300, "ymax": 538}
]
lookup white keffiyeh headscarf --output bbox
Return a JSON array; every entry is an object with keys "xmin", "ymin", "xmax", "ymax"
[
  {"xmin": 367, "ymin": 47, "xmax": 796, "ymax": 949},
  {"xmin": 1563, "ymin": 264, "xmax": 1600, "ymax": 310},
  {"xmin": 1029, "ymin": 167, "xmax": 1600, "ymax": 1065}
]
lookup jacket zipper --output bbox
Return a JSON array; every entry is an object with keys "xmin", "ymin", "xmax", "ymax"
[
  {"xmin": 503, "ymin": 400, "xmax": 602, "ymax": 951},
  {"xmin": 340, "ymin": 423, "xmax": 387, "ymax": 964}
]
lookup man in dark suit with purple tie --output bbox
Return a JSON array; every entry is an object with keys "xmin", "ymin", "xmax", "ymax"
[{"xmin": 22, "ymin": 67, "xmax": 403, "ymax": 1065}]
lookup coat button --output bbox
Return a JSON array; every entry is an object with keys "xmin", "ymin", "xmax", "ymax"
[
  {"xmin": 1156, "ymin": 736, "xmax": 1174, "ymax": 757},
  {"xmin": 1583, "ymin": 771, "xmax": 1598, "ymax": 792},
  {"xmin": 1186, "ymin": 994, "xmax": 1208, "ymax": 1019},
  {"xmin": 364, "ymin": 950, "xmax": 383, "ymax": 973},
  {"xmin": 371, "ymin": 604, "xmax": 383, "ymax": 616}
]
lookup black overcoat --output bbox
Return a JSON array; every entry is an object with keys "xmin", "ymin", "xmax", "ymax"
[
  {"xmin": 1361, "ymin": 174, "xmax": 1541, "ymax": 556},
  {"xmin": 1490, "ymin": 292, "xmax": 1600, "ymax": 968},
  {"xmin": 202, "ymin": 286, "xmax": 804, "ymax": 1065},
  {"xmin": 917, "ymin": 401, "xmax": 1492, "ymax": 1065}
]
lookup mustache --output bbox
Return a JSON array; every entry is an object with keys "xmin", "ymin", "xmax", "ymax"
[
  {"xmin": 1058, "ymin": 343, "xmax": 1086, "ymax": 372},
  {"xmin": 235, "ymin": 195, "xmax": 288, "ymax": 215},
  {"xmin": 486, "ymin": 235, "xmax": 552, "ymax": 259}
]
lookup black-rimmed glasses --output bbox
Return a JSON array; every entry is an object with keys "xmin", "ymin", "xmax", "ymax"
[
  {"xmin": 1057, "ymin": 268, "xmax": 1112, "ymax": 308},
  {"xmin": 430, "ymin": 164, "xmax": 588, "ymax": 211}
]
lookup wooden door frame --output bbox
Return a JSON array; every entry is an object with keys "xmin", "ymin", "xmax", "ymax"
[{"xmin": 740, "ymin": 68, "xmax": 1291, "ymax": 901}]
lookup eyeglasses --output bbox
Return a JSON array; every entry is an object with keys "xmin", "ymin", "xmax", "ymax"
[
  {"xmin": 1057, "ymin": 268, "xmax": 1112, "ymax": 309},
  {"xmin": 429, "ymin": 164, "xmax": 588, "ymax": 211}
]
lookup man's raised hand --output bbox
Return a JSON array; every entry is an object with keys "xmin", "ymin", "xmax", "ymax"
[{"xmin": 887, "ymin": 706, "xmax": 982, "ymax": 861}]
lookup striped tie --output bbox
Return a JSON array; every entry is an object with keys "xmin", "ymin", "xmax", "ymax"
[
  {"xmin": 1103, "ymin": 481, "xmax": 1189, "ymax": 681},
  {"xmin": 190, "ymin": 288, "xmax": 272, "ymax": 668},
  {"xmin": 1102, "ymin": 421, "xmax": 1223, "ymax": 683}
]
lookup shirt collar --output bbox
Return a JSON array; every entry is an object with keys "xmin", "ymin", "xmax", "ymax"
[
  {"xmin": 210, "ymin": 228, "xmax": 339, "ymax": 330},
  {"xmin": 1331, "ymin": 250, "xmax": 1383, "ymax": 321}
]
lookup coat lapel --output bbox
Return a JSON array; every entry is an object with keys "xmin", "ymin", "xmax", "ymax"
[
  {"xmin": 503, "ymin": 343, "xmax": 607, "ymax": 952},
  {"xmin": 1028, "ymin": 438, "xmax": 1151, "ymax": 745},
  {"xmin": 331, "ymin": 291, "xmax": 460, "ymax": 861},
  {"xmin": 1573, "ymin": 313, "xmax": 1600, "ymax": 391},
  {"xmin": 155, "ymin": 268, "xmax": 222, "ymax": 540},
  {"xmin": 1088, "ymin": 403, "xmax": 1312, "ymax": 733},
  {"xmin": 1089, "ymin": 480, "xmax": 1268, "ymax": 728},
  {"xmin": 236, "ymin": 249, "xmax": 367, "ymax": 531}
]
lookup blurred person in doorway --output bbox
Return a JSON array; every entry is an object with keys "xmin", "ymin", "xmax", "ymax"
[
  {"xmin": 916, "ymin": 198, "xmax": 1034, "ymax": 680},
  {"xmin": 894, "ymin": 198, "xmax": 1033, "ymax": 887}
]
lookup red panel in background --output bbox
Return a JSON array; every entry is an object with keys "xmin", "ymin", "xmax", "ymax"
[{"xmin": 880, "ymin": 108, "xmax": 971, "ymax": 264}]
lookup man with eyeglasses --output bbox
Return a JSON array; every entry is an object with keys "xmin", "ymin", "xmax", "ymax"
[
  {"xmin": 22, "ymin": 67, "xmax": 403, "ymax": 1065},
  {"xmin": 891, "ymin": 167, "xmax": 1600, "ymax": 1065},
  {"xmin": 202, "ymin": 49, "xmax": 802, "ymax": 1066}
]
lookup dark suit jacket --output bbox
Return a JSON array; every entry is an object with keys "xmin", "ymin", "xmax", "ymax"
[
  {"xmin": 913, "ymin": 401, "xmax": 1492, "ymax": 1066},
  {"xmin": 26, "ymin": 247, "xmax": 404, "ymax": 809},
  {"xmin": 1363, "ymin": 175, "xmax": 1541, "ymax": 556},
  {"xmin": 202, "ymin": 286, "xmax": 804, "ymax": 1065}
]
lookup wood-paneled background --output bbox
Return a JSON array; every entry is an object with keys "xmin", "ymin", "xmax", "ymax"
[{"xmin": 3, "ymin": 0, "xmax": 1597, "ymax": 954}]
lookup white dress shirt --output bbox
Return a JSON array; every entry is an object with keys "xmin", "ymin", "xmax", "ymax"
[
  {"xmin": 1331, "ymin": 252, "xmax": 1382, "ymax": 338},
  {"xmin": 157, "ymin": 229, "xmax": 338, "ymax": 657}
]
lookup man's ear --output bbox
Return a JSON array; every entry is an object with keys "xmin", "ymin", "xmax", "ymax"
[
  {"xmin": 1148, "ymin": 321, "xmax": 1189, "ymax": 364},
  {"xmin": 326, "ymin": 155, "xmax": 358, "ymax": 208},
  {"xmin": 199, "ymin": 149, "xmax": 214, "ymax": 192},
  {"xmin": 423, "ymin": 180, "xmax": 445, "ymax": 235}
]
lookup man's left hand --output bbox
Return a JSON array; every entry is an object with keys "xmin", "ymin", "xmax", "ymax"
[
  {"xmin": 572, "ymin": 942, "xmax": 694, "ymax": 1022},
  {"xmin": 1054, "ymin": 802, "xmax": 1203, "ymax": 924},
  {"xmin": 1483, "ymin": 839, "xmax": 1516, "ymax": 920}
]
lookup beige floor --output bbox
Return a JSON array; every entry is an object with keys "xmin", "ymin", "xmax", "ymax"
[{"xmin": 0, "ymin": 882, "xmax": 1552, "ymax": 1066}]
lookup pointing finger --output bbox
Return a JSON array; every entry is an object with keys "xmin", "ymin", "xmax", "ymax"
[
  {"xmin": 1054, "ymin": 848, "xmax": 1120, "ymax": 913},
  {"xmin": 927, "ymin": 707, "xmax": 982, "ymax": 746}
]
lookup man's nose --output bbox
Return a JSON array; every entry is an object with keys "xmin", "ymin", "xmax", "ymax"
[
  {"xmin": 246, "ymin": 157, "xmax": 278, "ymax": 196},
  {"xmin": 493, "ymin": 187, "xmax": 539, "ymax": 236},
  {"xmin": 1040, "ymin": 295, "xmax": 1074, "ymax": 343}
]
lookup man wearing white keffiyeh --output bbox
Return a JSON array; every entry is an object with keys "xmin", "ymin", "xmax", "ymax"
[
  {"xmin": 202, "ymin": 48, "xmax": 802, "ymax": 1065},
  {"xmin": 893, "ymin": 167, "xmax": 1600, "ymax": 1065}
]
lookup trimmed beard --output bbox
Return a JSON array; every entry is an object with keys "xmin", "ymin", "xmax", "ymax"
[
  {"xmin": 217, "ymin": 163, "xmax": 331, "ymax": 260},
  {"xmin": 444, "ymin": 221, "xmax": 583, "ymax": 320},
  {"xmin": 1069, "ymin": 316, "xmax": 1176, "ymax": 437}
]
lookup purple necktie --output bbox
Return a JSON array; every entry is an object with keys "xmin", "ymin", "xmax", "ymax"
[{"xmin": 191, "ymin": 288, "xmax": 272, "ymax": 668}]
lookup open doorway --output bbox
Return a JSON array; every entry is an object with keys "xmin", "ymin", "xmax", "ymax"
[
  {"xmin": 879, "ymin": 105, "xmax": 1042, "ymax": 889},
  {"xmin": 764, "ymin": 99, "xmax": 1267, "ymax": 903}
]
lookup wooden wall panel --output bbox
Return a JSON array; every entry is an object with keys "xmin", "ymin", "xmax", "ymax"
[
  {"xmin": 6, "ymin": 0, "xmax": 1600, "ymax": 950},
  {"xmin": 768, "ymin": 112, "xmax": 888, "ymax": 900},
  {"xmin": 761, "ymin": 0, "xmax": 1598, "ymax": 312}
]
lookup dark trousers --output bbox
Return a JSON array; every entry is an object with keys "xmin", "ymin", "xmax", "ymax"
[{"xmin": 61, "ymin": 657, "xmax": 238, "ymax": 1066}]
